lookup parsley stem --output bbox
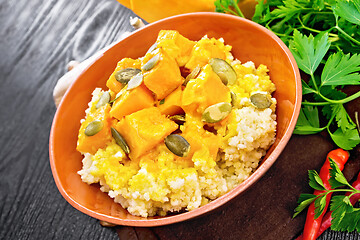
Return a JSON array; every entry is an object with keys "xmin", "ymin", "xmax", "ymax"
[
  {"xmin": 335, "ymin": 26, "xmax": 360, "ymax": 46},
  {"xmin": 310, "ymin": 73, "xmax": 319, "ymax": 92},
  {"xmin": 297, "ymin": 15, "xmax": 321, "ymax": 34},
  {"xmin": 232, "ymin": 0, "xmax": 245, "ymax": 18},
  {"xmin": 320, "ymin": 91, "xmax": 360, "ymax": 105},
  {"xmin": 218, "ymin": 5, "xmax": 239, "ymax": 16},
  {"xmin": 301, "ymin": 101, "xmax": 331, "ymax": 106},
  {"xmin": 326, "ymin": 110, "xmax": 336, "ymax": 128},
  {"xmin": 328, "ymin": 189, "xmax": 360, "ymax": 194}
]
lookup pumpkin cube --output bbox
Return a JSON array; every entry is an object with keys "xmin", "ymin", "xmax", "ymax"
[
  {"xmin": 116, "ymin": 107, "xmax": 178, "ymax": 160},
  {"xmin": 156, "ymin": 30, "xmax": 195, "ymax": 66},
  {"xmin": 182, "ymin": 64, "xmax": 231, "ymax": 115},
  {"xmin": 77, "ymin": 105, "xmax": 113, "ymax": 154},
  {"xmin": 106, "ymin": 58, "xmax": 141, "ymax": 93},
  {"xmin": 110, "ymin": 84, "xmax": 155, "ymax": 120},
  {"xmin": 158, "ymin": 86, "xmax": 184, "ymax": 116},
  {"xmin": 185, "ymin": 37, "xmax": 231, "ymax": 70},
  {"xmin": 142, "ymin": 49, "xmax": 183, "ymax": 100}
]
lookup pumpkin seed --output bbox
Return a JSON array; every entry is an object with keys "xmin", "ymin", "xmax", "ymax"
[
  {"xmin": 165, "ymin": 134, "xmax": 191, "ymax": 157},
  {"xmin": 111, "ymin": 127, "xmax": 130, "ymax": 154},
  {"xmin": 230, "ymin": 91, "xmax": 237, "ymax": 106},
  {"xmin": 202, "ymin": 102, "xmax": 232, "ymax": 123},
  {"xmin": 85, "ymin": 120, "xmax": 103, "ymax": 136},
  {"xmin": 183, "ymin": 66, "xmax": 201, "ymax": 86},
  {"xmin": 250, "ymin": 92, "xmax": 272, "ymax": 109},
  {"xmin": 169, "ymin": 115, "xmax": 186, "ymax": 123},
  {"xmin": 114, "ymin": 68, "xmax": 141, "ymax": 85},
  {"xmin": 127, "ymin": 73, "xmax": 143, "ymax": 90},
  {"xmin": 96, "ymin": 91, "xmax": 111, "ymax": 109},
  {"xmin": 146, "ymin": 42, "xmax": 158, "ymax": 54},
  {"xmin": 209, "ymin": 58, "xmax": 237, "ymax": 85},
  {"xmin": 109, "ymin": 91, "xmax": 123, "ymax": 104},
  {"xmin": 142, "ymin": 54, "xmax": 160, "ymax": 71}
]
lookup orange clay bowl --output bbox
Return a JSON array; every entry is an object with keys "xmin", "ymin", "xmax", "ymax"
[{"xmin": 50, "ymin": 12, "xmax": 301, "ymax": 227}]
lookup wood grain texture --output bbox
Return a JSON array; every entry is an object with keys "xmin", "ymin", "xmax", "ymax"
[{"xmin": 0, "ymin": 0, "xmax": 359, "ymax": 239}]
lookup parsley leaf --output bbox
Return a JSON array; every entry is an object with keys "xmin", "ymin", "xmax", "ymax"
[
  {"xmin": 332, "ymin": 104, "xmax": 357, "ymax": 132},
  {"xmin": 293, "ymin": 193, "xmax": 317, "ymax": 218},
  {"xmin": 314, "ymin": 194, "xmax": 327, "ymax": 218},
  {"xmin": 329, "ymin": 157, "xmax": 352, "ymax": 189},
  {"xmin": 330, "ymin": 195, "xmax": 360, "ymax": 232},
  {"xmin": 289, "ymin": 30, "xmax": 330, "ymax": 75},
  {"xmin": 321, "ymin": 52, "xmax": 360, "ymax": 87},
  {"xmin": 302, "ymin": 79, "xmax": 316, "ymax": 95},
  {"xmin": 308, "ymin": 170, "xmax": 326, "ymax": 191},
  {"xmin": 333, "ymin": 0, "xmax": 360, "ymax": 26},
  {"xmin": 294, "ymin": 106, "xmax": 325, "ymax": 134},
  {"xmin": 328, "ymin": 127, "xmax": 360, "ymax": 150},
  {"xmin": 252, "ymin": 0, "xmax": 270, "ymax": 23}
]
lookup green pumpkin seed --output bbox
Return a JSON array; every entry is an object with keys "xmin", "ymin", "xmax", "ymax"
[
  {"xmin": 85, "ymin": 120, "xmax": 103, "ymax": 136},
  {"xmin": 169, "ymin": 115, "xmax": 186, "ymax": 123},
  {"xmin": 142, "ymin": 54, "xmax": 160, "ymax": 71},
  {"xmin": 114, "ymin": 68, "xmax": 141, "ymax": 85},
  {"xmin": 230, "ymin": 91, "xmax": 237, "ymax": 106},
  {"xmin": 127, "ymin": 73, "xmax": 143, "ymax": 90},
  {"xmin": 183, "ymin": 66, "xmax": 201, "ymax": 86},
  {"xmin": 209, "ymin": 58, "xmax": 237, "ymax": 85},
  {"xmin": 96, "ymin": 91, "xmax": 111, "ymax": 109},
  {"xmin": 250, "ymin": 92, "xmax": 272, "ymax": 109},
  {"xmin": 165, "ymin": 134, "xmax": 191, "ymax": 157},
  {"xmin": 111, "ymin": 127, "xmax": 130, "ymax": 154},
  {"xmin": 146, "ymin": 42, "xmax": 158, "ymax": 54},
  {"xmin": 202, "ymin": 102, "xmax": 232, "ymax": 123}
]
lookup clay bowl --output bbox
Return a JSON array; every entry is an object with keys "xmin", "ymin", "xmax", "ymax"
[{"xmin": 50, "ymin": 12, "xmax": 301, "ymax": 226}]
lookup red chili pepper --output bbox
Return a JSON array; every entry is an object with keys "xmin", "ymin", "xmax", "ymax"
[
  {"xmin": 296, "ymin": 171, "xmax": 360, "ymax": 240},
  {"xmin": 302, "ymin": 149, "xmax": 349, "ymax": 240}
]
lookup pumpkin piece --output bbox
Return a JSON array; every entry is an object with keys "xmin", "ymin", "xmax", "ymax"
[
  {"xmin": 182, "ymin": 64, "xmax": 231, "ymax": 115},
  {"xmin": 77, "ymin": 105, "xmax": 113, "ymax": 154},
  {"xmin": 128, "ymin": 0, "xmax": 215, "ymax": 23},
  {"xmin": 115, "ymin": 107, "xmax": 178, "ymax": 160},
  {"xmin": 179, "ymin": 115, "xmax": 221, "ymax": 161},
  {"xmin": 158, "ymin": 86, "xmax": 184, "ymax": 116},
  {"xmin": 156, "ymin": 30, "xmax": 195, "ymax": 67},
  {"xmin": 185, "ymin": 37, "xmax": 231, "ymax": 70},
  {"xmin": 106, "ymin": 58, "xmax": 141, "ymax": 93},
  {"xmin": 142, "ymin": 49, "xmax": 183, "ymax": 100},
  {"xmin": 110, "ymin": 84, "xmax": 155, "ymax": 120},
  {"xmin": 183, "ymin": 131, "xmax": 221, "ymax": 161}
]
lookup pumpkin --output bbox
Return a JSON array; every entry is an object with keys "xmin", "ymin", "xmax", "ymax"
[
  {"xmin": 115, "ymin": 107, "xmax": 178, "ymax": 159},
  {"xmin": 182, "ymin": 64, "xmax": 231, "ymax": 115},
  {"xmin": 156, "ymin": 30, "xmax": 195, "ymax": 67},
  {"xmin": 110, "ymin": 83, "xmax": 155, "ymax": 120},
  {"xmin": 142, "ymin": 48, "xmax": 183, "ymax": 100},
  {"xmin": 106, "ymin": 58, "xmax": 141, "ymax": 93},
  {"xmin": 116, "ymin": 0, "xmax": 257, "ymax": 23},
  {"xmin": 158, "ymin": 86, "xmax": 184, "ymax": 116}
]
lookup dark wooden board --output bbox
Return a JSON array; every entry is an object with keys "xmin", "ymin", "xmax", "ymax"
[{"xmin": 0, "ymin": 0, "xmax": 359, "ymax": 239}]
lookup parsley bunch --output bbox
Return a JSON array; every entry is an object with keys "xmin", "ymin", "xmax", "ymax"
[
  {"xmin": 215, "ymin": 0, "xmax": 360, "ymax": 150},
  {"xmin": 290, "ymin": 30, "xmax": 360, "ymax": 150},
  {"xmin": 294, "ymin": 158, "xmax": 360, "ymax": 232}
]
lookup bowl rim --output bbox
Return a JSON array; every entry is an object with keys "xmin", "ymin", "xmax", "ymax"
[{"xmin": 49, "ymin": 12, "xmax": 302, "ymax": 227}]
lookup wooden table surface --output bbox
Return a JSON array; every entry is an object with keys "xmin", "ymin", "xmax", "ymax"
[{"xmin": 1, "ymin": 0, "xmax": 359, "ymax": 239}]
